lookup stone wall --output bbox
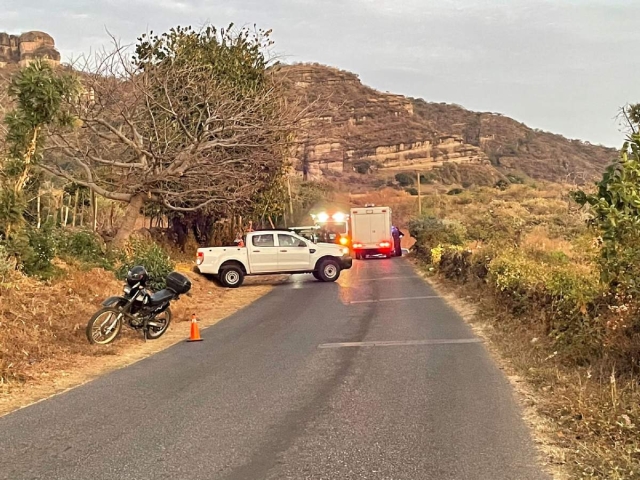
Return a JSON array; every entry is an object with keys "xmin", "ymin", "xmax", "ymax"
[{"xmin": 0, "ymin": 31, "xmax": 60, "ymax": 68}]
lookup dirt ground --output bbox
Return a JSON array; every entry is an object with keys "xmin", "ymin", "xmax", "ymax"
[{"xmin": 0, "ymin": 265, "xmax": 284, "ymax": 417}]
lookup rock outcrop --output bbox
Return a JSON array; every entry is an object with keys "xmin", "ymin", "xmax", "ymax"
[
  {"xmin": 281, "ymin": 63, "xmax": 616, "ymax": 185},
  {"xmin": 0, "ymin": 31, "xmax": 60, "ymax": 68},
  {"xmin": 281, "ymin": 64, "xmax": 490, "ymax": 180}
]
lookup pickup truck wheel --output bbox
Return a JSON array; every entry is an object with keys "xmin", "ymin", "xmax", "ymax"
[
  {"xmin": 220, "ymin": 266, "xmax": 244, "ymax": 288},
  {"xmin": 318, "ymin": 259, "xmax": 340, "ymax": 282},
  {"xmin": 312, "ymin": 271, "xmax": 321, "ymax": 280}
]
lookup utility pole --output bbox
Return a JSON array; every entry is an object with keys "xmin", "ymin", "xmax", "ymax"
[
  {"xmin": 287, "ymin": 176, "xmax": 294, "ymax": 219},
  {"xmin": 416, "ymin": 170, "xmax": 422, "ymax": 215}
]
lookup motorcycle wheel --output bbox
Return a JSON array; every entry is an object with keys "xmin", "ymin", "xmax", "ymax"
[
  {"xmin": 146, "ymin": 308, "xmax": 172, "ymax": 340},
  {"xmin": 86, "ymin": 307, "xmax": 123, "ymax": 345}
]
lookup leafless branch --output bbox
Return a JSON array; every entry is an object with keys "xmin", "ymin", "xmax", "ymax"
[{"xmin": 43, "ymin": 33, "xmax": 300, "ymax": 220}]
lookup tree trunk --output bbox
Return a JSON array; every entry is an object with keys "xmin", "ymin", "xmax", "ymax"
[
  {"xmin": 110, "ymin": 203, "xmax": 115, "ymax": 229},
  {"xmin": 36, "ymin": 191, "xmax": 41, "ymax": 229},
  {"xmin": 72, "ymin": 189, "xmax": 79, "ymax": 227},
  {"xmin": 112, "ymin": 195, "xmax": 145, "ymax": 246},
  {"xmin": 60, "ymin": 194, "xmax": 65, "ymax": 226},
  {"xmin": 90, "ymin": 190, "xmax": 97, "ymax": 232}
]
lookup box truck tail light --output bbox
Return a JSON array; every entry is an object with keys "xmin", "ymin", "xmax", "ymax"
[
  {"xmin": 353, "ymin": 242, "xmax": 363, "ymax": 249},
  {"xmin": 197, "ymin": 251, "xmax": 204, "ymax": 265},
  {"xmin": 380, "ymin": 241, "xmax": 391, "ymax": 248}
]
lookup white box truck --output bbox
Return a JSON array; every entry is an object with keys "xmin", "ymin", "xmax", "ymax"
[{"xmin": 350, "ymin": 205, "xmax": 393, "ymax": 259}]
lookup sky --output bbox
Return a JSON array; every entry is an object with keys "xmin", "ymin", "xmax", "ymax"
[{"xmin": 4, "ymin": 0, "xmax": 637, "ymax": 147}]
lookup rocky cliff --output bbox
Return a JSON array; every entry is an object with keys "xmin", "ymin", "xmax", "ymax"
[
  {"xmin": 0, "ymin": 31, "xmax": 60, "ymax": 68},
  {"xmin": 281, "ymin": 63, "xmax": 616, "ymax": 185}
]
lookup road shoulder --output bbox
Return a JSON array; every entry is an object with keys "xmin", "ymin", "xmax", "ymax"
[{"xmin": 411, "ymin": 264, "xmax": 568, "ymax": 480}]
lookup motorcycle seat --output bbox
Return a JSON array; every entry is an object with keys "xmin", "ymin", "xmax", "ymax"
[{"xmin": 149, "ymin": 289, "xmax": 175, "ymax": 306}]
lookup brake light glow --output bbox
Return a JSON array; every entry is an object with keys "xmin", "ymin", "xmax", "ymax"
[
  {"xmin": 353, "ymin": 243, "xmax": 363, "ymax": 249},
  {"xmin": 197, "ymin": 251, "xmax": 204, "ymax": 265},
  {"xmin": 380, "ymin": 241, "xmax": 391, "ymax": 248}
]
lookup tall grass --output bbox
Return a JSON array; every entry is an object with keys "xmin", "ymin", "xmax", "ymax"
[{"xmin": 411, "ymin": 182, "xmax": 640, "ymax": 478}]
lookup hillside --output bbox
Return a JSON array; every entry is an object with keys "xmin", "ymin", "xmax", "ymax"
[
  {"xmin": 0, "ymin": 35, "xmax": 618, "ymax": 187},
  {"xmin": 281, "ymin": 63, "xmax": 616, "ymax": 185}
]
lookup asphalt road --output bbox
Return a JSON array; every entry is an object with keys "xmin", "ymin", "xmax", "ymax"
[{"xmin": 0, "ymin": 258, "xmax": 549, "ymax": 480}]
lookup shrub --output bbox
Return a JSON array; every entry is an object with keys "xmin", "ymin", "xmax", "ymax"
[
  {"xmin": 405, "ymin": 187, "xmax": 418, "ymax": 196},
  {"xmin": 438, "ymin": 246, "xmax": 471, "ymax": 282},
  {"xmin": 395, "ymin": 172, "xmax": 415, "ymax": 187},
  {"xmin": 494, "ymin": 179, "xmax": 509, "ymax": 190},
  {"xmin": 408, "ymin": 216, "xmax": 467, "ymax": 261},
  {"xmin": 56, "ymin": 229, "xmax": 112, "ymax": 269},
  {"xmin": 420, "ymin": 173, "xmax": 435, "ymax": 184},
  {"xmin": 116, "ymin": 238, "xmax": 175, "ymax": 291},
  {"xmin": 447, "ymin": 188, "xmax": 464, "ymax": 195},
  {"xmin": 507, "ymin": 174, "xmax": 525, "ymax": 184},
  {"xmin": 0, "ymin": 243, "xmax": 16, "ymax": 283},
  {"xmin": 21, "ymin": 226, "xmax": 58, "ymax": 279},
  {"xmin": 573, "ymin": 135, "xmax": 640, "ymax": 298},
  {"xmin": 353, "ymin": 161, "xmax": 372, "ymax": 174},
  {"xmin": 487, "ymin": 248, "xmax": 604, "ymax": 357}
]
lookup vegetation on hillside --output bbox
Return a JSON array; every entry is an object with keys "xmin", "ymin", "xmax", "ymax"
[
  {"xmin": 409, "ymin": 133, "xmax": 640, "ymax": 478},
  {"xmin": 280, "ymin": 63, "xmax": 616, "ymax": 186}
]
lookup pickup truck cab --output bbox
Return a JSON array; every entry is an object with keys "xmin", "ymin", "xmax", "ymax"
[{"xmin": 196, "ymin": 230, "xmax": 353, "ymax": 288}]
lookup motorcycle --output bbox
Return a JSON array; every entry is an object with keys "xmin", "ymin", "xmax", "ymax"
[{"xmin": 86, "ymin": 266, "xmax": 192, "ymax": 345}]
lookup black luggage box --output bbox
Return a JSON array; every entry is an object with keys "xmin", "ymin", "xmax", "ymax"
[{"xmin": 166, "ymin": 272, "xmax": 192, "ymax": 294}]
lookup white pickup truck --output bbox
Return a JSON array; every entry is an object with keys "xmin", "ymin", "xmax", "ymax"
[{"xmin": 196, "ymin": 230, "xmax": 353, "ymax": 288}]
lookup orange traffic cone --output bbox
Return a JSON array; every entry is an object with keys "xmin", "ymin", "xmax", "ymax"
[{"xmin": 187, "ymin": 313, "xmax": 203, "ymax": 342}]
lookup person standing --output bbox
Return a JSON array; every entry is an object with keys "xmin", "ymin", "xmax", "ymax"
[{"xmin": 392, "ymin": 226, "xmax": 404, "ymax": 257}]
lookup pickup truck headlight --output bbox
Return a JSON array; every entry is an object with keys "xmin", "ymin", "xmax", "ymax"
[{"xmin": 342, "ymin": 247, "xmax": 350, "ymax": 255}]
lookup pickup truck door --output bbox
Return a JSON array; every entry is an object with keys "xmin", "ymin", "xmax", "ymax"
[
  {"xmin": 277, "ymin": 234, "xmax": 311, "ymax": 271},
  {"xmin": 249, "ymin": 233, "xmax": 279, "ymax": 273}
]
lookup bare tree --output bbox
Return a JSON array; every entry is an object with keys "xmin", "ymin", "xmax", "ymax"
[{"xmin": 43, "ymin": 26, "xmax": 300, "ymax": 244}]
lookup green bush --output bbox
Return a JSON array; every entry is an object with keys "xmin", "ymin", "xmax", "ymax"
[
  {"xmin": 572, "ymin": 135, "xmax": 640, "ymax": 298},
  {"xmin": 116, "ymin": 239, "xmax": 175, "ymax": 291},
  {"xmin": 408, "ymin": 217, "xmax": 467, "ymax": 261},
  {"xmin": 405, "ymin": 187, "xmax": 418, "ymax": 196},
  {"xmin": 447, "ymin": 188, "xmax": 464, "ymax": 195},
  {"xmin": 56, "ymin": 229, "xmax": 112, "ymax": 269},
  {"xmin": 21, "ymin": 226, "xmax": 58, "ymax": 279}
]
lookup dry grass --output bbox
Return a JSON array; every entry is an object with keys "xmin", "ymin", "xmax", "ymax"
[
  {"xmin": 409, "ymin": 181, "xmax": 640, "ymax": 479},
  {"xmin": 0, "ymin": 263, "xmax": 280, "ymax": 416},
  {"xmin": 520, "ymin": 226, "xmax": 575, "ymax": 256},
  {"xmin": 421, "ymin": 272, "xmax": 640, "ymax": 479}
]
